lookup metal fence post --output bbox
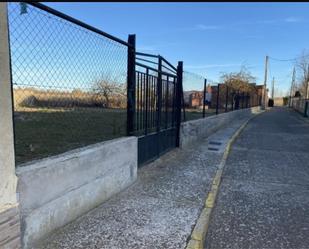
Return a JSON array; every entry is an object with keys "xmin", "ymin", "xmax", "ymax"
[
  {"xmin": 203, "ymin": 78, "xmax": 207, "ymax": 118},
  {"xmin": 216, "ymin": 84, "xmax": 220, "ymax": 115},
  {"xmin": 231, "ymin": 91, "xmax": 234, "ymax": 111},
  {"xmin": 144, "ymin": 68, "xmax": 149, "ymax": 134},
  {"xmin": 181, "ymin": 76, "xmax": 186, "ymax": 122},
  {"xmin": 245, "ymin": 93, "xmax": 248, "ymax": 108},
  {"xmin": 304, "ymin": 101, "xmax": 308, "ymax": 117},
  {"xmin": 225, "ymin": 84, "xmax": 228, "ymax": 112},
  {"xmin": 126, "ymin": 34, "xmax": 136, "ymax": 136},
  {"xmin": 176, "ymin": 61, "xmax": 183, "ymax": 147},
  {"xmin": 156, "ymin": 56, "xmax": 162, "ymax": 132}
]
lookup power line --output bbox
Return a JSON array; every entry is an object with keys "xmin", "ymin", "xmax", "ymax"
[{"xmin": 268, "ymin": 55, "xmax": 307, "ymax": 62}]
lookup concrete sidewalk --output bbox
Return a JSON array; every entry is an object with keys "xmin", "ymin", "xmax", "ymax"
[
  {"xmin": 205, "ymin": 107, "xmax": 309, "ymax": 249},
  {"xmin": 32, "ymin": 116, "xmax": 253, "ymax": 249}
]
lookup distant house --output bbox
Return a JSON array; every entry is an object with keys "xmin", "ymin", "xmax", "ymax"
[
  {"xmin": 186, "ymin": 85, "xmax": 212, "ymax": 109},
  {"xmin": 189, "ymin": 92, "xmax": 203, "ymax": 108}
]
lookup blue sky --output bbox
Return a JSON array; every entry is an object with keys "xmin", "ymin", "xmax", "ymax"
[{"xmin": 15, "ymin": 2, "xmax": 309, "ymax": 96}]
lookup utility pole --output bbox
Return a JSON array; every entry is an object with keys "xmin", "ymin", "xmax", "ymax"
[
  {"xmin": 271, "ymin": 77, "xmax": 275, "ymax": 99},
  {"xmin": 289, "ymin": 67, "xmax": 296, "ymax": 107},
  {"xmin": 262, "ymin": 55, "xmax": 269, "ymax": 109}
]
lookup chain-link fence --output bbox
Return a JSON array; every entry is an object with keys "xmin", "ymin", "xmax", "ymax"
[
  {"xmin": 8, "ymin": 3, "xmax": 129, "ymax": 165},
  {"xmin": 182, "ymin": 71, "xmax": 215, "ymax": 121},
  {"xmin": 182, "ymin": 71, "xmax": 262, "ymax": 121},
  {"xmin": 214, "ymin": 84, "xmax": 261, "ymax": 114}
]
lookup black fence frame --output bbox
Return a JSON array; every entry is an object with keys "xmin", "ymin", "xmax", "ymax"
[{"xmin": 127, "ymin": 49, "xmax": 183, "ymax": 165}]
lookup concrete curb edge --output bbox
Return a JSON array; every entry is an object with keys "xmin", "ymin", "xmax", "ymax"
[{"xmin": 185, "ymin": 110, "xmax": 264, "ymax": 249}]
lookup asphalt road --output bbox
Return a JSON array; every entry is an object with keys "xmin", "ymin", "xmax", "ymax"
[{"xmin": 205, "ymin": 107, "xmax": 309, "ymax": 249}]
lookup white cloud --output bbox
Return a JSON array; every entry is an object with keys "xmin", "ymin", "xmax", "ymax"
[
  {"xmin": 195, "ymin": 24, "xmax": 221, "ymax": 30},
  {"xmin": 284, "ymin": 17, "xmax": 302, "ymax": 23}
]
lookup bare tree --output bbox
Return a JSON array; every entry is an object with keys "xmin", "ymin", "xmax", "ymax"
[
  {"xmin": 93, "ymin": 75, "xmax": 126, "ymax": 108},
  {"xmin": 219, "ymin": 66, "xmax": 257, "ymax": 93},
  {"xmin": 295, "ymin": 50, "xmax": 309, "ymax": 98}
]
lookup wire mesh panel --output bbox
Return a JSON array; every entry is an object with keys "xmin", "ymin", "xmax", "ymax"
[
  {"xmin": 182, "ymin": 71, "xmax": 214, "ymax": 121},
  {"xmin": 8, "ymin": 3, "xmax": 128, "ymax": 165}
]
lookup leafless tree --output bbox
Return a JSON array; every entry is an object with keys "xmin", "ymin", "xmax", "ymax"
[
  {"xmin": 295, "ymin": 50, "xmax": 309, "ymax": 98},
  {"xmin": 219, "ymin": 66, "xmax": 257, "ymax": 93},
  {"xmin": 93, "ymin": 74, "xmax": 126, "ymax": 108}
]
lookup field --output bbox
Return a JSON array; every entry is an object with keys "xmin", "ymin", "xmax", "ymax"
[
  {"xmin": 14, "ymin": 107, "xmax": 127, "ymax": 165},
  {"xmin": 183, "ymin": 108, "xmax": 217, "ymax": 121}
]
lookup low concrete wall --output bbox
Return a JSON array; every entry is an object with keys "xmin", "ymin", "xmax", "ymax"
[
  {"xmin": 291, "ymin": 97, "xmax": 309, "ymax": 117},
  {"xmin": 180, "ymin": 106, "xmax": 261, "ymax": 148},
  {"xmin": 16, "ymin": 137, "xmax": 137, "ymax": 248}
]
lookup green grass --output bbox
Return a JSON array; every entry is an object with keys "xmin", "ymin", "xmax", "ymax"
[
  {"xmin": 183, "ymin": 108, "xmax": 217, "ymax": 121},
  {"xmin": 14, "ymin": 107, "xmax": 126, "ymax": 165}
]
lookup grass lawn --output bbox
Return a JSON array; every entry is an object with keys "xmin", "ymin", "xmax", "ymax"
[
  {"xmin": 14, "ymin": 107, "xmax": 127, "ymax": 165},
  {"xmin": 183, "ymin": 108, "xmax": 217, "ymax": 121}
]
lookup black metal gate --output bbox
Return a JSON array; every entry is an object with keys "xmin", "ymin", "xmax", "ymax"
[{"xmin": 127, "ymin": 35, "xmax": 183, "ymax": 166}]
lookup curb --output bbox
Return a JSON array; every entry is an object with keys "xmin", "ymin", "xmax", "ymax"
[{"xmin": 185, "ymin": 111, "xmax": 264, "ymax": 249}]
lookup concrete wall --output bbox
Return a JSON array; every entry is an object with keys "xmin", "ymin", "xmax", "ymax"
[
  {"xmin": 0, "ymin": 2, "xmax": 18, "ymax": 207},
  {"xmin": 0, "ymin": 3, "xmax": 22, "ymax": 248},
  {"xmin": 180, "ymin": 106, "xmax": 261, "ymax": 148},
  {"xmin": 16, "ymin": 137, "xmax": 137, "ymax": 248},
  {"xmin": 291, "ymin": 97, "xmax": 309, "ymax": 117}
]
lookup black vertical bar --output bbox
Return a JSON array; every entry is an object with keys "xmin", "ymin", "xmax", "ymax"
[
  {"xmin": 181, "ymin": 78, "xmax": 186, "ymax": 122},
  {"xmin": 153, "ymin": 76, "xmax": 156, "ymax": 129},
  {"xmin": 156, "ymin": 57, "xmax": 162, "ymax": 132},
  {"xmin": 127, "ymin": 34, "xmax": 136, "ymax": 136},
  {"xmin": 144, "ymin": 68, "xmax": 149, "ymax": 135},
  {"xmin": 304, "ymin": 101, "xmax": 308, "ymax": 117},
  {"xmin": 165, "ymin": 76, "xmax": 169, "ymax": 129},
  {"xmin": 140, "ymin": 73, "xmax": 143, "ymax": 131},
  {"xmin": 176, "ymin": 61, "xmax": 183, "ymax": 147},
  {"xmin": 225, "ymin": 84, "xmax": 229, "ymax": 112},
  {"xmin": 143, "ymin": 73, "xmax": 146, "ymax": 130},
  {"xmin": 150, "ymin": 76, "xmax": 153, "ymax": 130},
  {"xmin": 141, "ymin": 73, "xmax": 144, "ymax": 131},
  {"xmin": 245, "ymin": 93, "xmax": 248, "ymax": 108},
  {"xmin": 172, "ymin": 77, "xmax": 176, "ymax": 126},
  {"xmin": 216, "ymin": 84, "xmax": 220, "ymax": 115},
  {"xmin": 203, "ymin": 79, "xmax": 207, "ymax": 118},
  {"xmin": 136, "ymin": 72, "xmax": 139, "ymax": 132},
  {"xmin": 231, "ymin": 91, "xmax": 234, "ymax": 111},
  {"xmin": 241, "ymin": 92, "xmax": 244, "ymax": 109},
  {"xmin": 148, "ymin": 74, "xmax": 150, "ymax": 129}
]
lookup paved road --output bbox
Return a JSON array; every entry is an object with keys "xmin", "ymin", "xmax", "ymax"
[{"xmin": 205, "ymin": 107, "xmax": 309, "ymax": 249}]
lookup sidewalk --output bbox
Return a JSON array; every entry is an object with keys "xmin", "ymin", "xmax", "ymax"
[
  {"xmin": 205, "ymin": 107, "xmax": 309, "ymax": 249},
  {"xmin": 33, "ymin": 116, "xmax": 253, "ymax": 249}
]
